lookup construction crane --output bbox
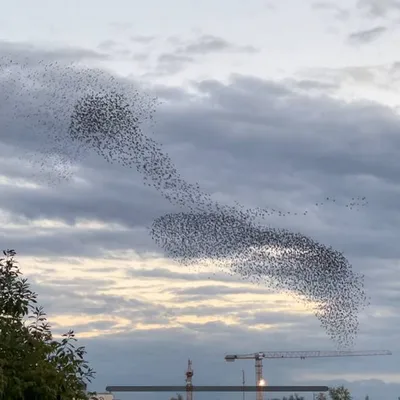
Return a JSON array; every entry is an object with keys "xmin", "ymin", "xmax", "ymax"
[{"xmin": 225, "ymin": 350, "xmax": 392, "ymax": 400}]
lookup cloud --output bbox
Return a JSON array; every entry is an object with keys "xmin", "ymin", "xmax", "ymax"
[
  {"xmin": 2, "ymin": 41, "xmax": 400, "ymax": 399},
  {"xmin": 347, "ymin": 26, "xmax": 387, "ymax": 44},
  {"xmin": 284, "ymin": 78, "xmax": 339, "ymax": 97},
  {"xmin": 96, "ymin": 38, "xmax": 153, "ymax": 61},
  {"xmin": 109, "ymin": 21, "xmax": 133, "ymax": 32},
  {"xmin": 154, "ymin": 53, "xmax": 195, "ymax": 75},
  {"xmin": 4, "ymin": 44, "xmax": 400, "ymax": 261},
  {"xmin": 264, "ymin": 1, "xmax": 277, "ymax": 11},
  {"xmin": 127, "ymin": 267, "xmax": 238, "ymax": 283},
  {"xmin": 97, "ymin": 40, "xmax": 118, "ymax": 51},
  {"xmin": 357, "ymin": 0, "xmax": 400, "ymax": 18},
  {"xmin": 4, "ymin": 46, "xmax": 400, "ymax": 263},
  {"xmin": 174, "ymin": 284, "xmax": 272, "ymax": 297},
  {"xmin": 312, "ymin": 2, "xmax": 350, "ymax": 20},
  {"xmin": 0, "ymin": 40, "xmax": 109, "ymax": 63},
  {"xmin": 177, "ymin": 34, "xmax": 259, "ymax": 56},
  {"xmin": 300, "ymin": 62, "xmax": 400, "ymax": 97},
  {"xmin": 148, "ymin": 34, "xmax": 258, "ymax": 76},
  {"xmin": 130, "ymin": 35, "xmax": 156, "ymax": 44}
]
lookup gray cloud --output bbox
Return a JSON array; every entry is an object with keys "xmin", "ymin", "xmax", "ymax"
[
  {"xmin": 109, "ymin": 21, "xmax": 133, "ymax": 32},
  {"xmin": 127, "ymin": 267, "xmax": 239, "ymax": 284},
  {"xmin": 0, "ymin": 40, "xmax": 109, "ymax": 63},
  {"xmin": 30, "ymin": 278, "xmax": 174, "ymax": 325},
  {"xmin": 347, "ymin": 26, "xmax": 387, "ymax": 44},
  {"xmin": 95, "ymin": 36, "xmax": 157, "ymax": 61},
  {"xmin": 300, "ymin": 62, "xmax": 400, "ymax": 95},
  {"xmin": 28, "ymin": 270, "xmax": 318, "ymax": 334},
  {"xmin": 2, "ymin": 41, "xmax": 400, "ymax": 399},
  {"xmin": 97, "ymin": 40, "xmax": 119, "ymax": 51},
  {"xmin": 236, "ymin": 310, "xmax": 317, "ymax": 331},
  {"xmin": 148, "ymin": 34, "xmax": 258, "ymax": 76},
  {"xmin": 264, "ymin": 1, "xmax": 277, "ymax": 11},
  {"xmin": 178, "ymin": 34, "xmax": 259, "ymax": 56},
  {"xmin": 154, "ymin": 53, "xmax": 194, "ymax": 75},
  {"xmin": 290, "ymin": 79, "xmax": 338, "ymax": 90},
  {"xmin": 130, "ymin": 35, "xmax": 156, "ymax": 44},
  {"xmin": 3, "ymin": 50, "xmax": 400, "ymax": 264},
  {"xmin": 3, "ymin": 46, "xmax": 400, "ymax": 262},
  {"xmin": 357, "ymin": 0, "xmax": 400, "ymax": 18},
  {"xmin": 284, "ymin": 78, "xmax": 339, "ymax": 96},
  {"xmin": 174, "ymin": 284, "xmax": 271, "ymax": 297},
  {"xmin": 312, "ymin": 2, "xmax": 350, "ymax": 20},
  {"xmin": 96, "ymin": 39, "xmax": 152, "ymax": 61}
]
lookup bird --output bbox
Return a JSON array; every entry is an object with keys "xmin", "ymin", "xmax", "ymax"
[{"xmin": 0, "ymin": 55, "xmax": 370, "ymax": 348}]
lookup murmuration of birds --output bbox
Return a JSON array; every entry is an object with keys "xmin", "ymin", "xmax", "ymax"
[{"xmin": 0, "ymin": 57, "xmax": 369, "ymax": 348}]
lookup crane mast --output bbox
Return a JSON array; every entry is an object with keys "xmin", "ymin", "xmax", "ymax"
[
  {"xmin": 185, "ymin": 359, "xmax": 194, "ymax": 400},
  {"xmin": 225, "ymin": 350, "xmax": 391, "ymax": 400},
  {"xmin": 255, "ymin": 355, "xmax": 263, "ymax": 400}
]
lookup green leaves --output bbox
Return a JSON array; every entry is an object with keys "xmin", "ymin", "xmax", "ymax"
[
  {"xmin": 328, "ymin": 386, "xmax": 352, "ymax": 400},
  {"xmin": 0, "ymin": 249, "xmax": 96, "ymax": 400}
]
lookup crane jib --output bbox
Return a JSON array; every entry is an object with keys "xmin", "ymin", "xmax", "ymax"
[
  {"xmin": 224, "ymin": 350, "xmax": 391, "ymax": 400},
  {"xmin": 225, "ymin": 350, "xmax": 392, "ymax": 360}
]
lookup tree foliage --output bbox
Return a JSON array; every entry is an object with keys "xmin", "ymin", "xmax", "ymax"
[
  {"xmin": 328, "ymin": 385, "xmax": 352, "ymax": 400},
  {"xmin": 170, "ymin": 395, "xmax": 183, "ymax": 400},
  {"xmin": 0, "ymin": 249, "xmax": 96, "ymax": 400}
]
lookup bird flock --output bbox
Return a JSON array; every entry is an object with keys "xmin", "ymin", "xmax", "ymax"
[{"xmin": 0, "ymin": 57, "xmax": 369, "ymax": 347}]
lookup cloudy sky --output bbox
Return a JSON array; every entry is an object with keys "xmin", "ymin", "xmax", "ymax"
[{"xmin": 1, "ymin": 0, "xmax": 400, "ymax": 399}]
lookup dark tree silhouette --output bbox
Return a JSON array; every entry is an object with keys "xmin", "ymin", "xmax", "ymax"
[{"xmin": 0, "ymin": 249, "xmax": 96, "ymax": 400}]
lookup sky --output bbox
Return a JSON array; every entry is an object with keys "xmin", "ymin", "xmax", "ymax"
[{"xmin": 1, "ymin": 0, "xmax": 400, "ymax": 399}]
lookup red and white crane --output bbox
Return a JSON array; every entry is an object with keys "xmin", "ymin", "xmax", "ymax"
[
  {"xmin": 225, "ymin": 349, "xmax": 392, "ymax": 400},
  {"xmin": 185, "ymin": 359, "xmax": 194, "ymax": 400}
]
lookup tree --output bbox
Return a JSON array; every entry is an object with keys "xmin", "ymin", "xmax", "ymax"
[
  {"xmin": 328, "ymin": 385, "xmax": 352, "ymax": 400},
  {"xmin": 288, "ymin": 395, "xmax": 304, "ymax": 400},
  {"xmin": 170, "ymin": 395, "xmax": 183, "ymax": 400},
  {"xmin": 0, "ymin": 249, "xmax": 96, "ymax": 400}
]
